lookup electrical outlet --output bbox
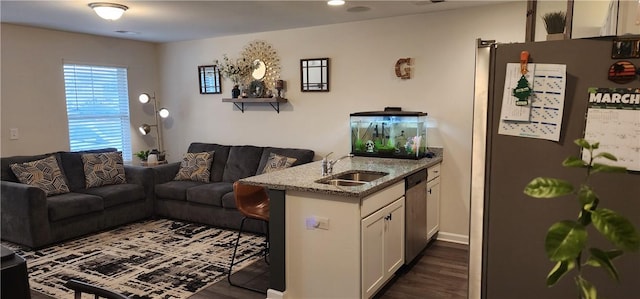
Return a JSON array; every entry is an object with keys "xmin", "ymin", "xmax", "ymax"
[
  {"xmin": 305, "ymin": 216, "xmax": 330, "ymax": 230},
  {"xmin": 9, "ymin": 128, "xmax": 19, "ymax": 140},
  {"xmin": 315, "ymin": 217, "xmax": 329, "ymax": 230}
]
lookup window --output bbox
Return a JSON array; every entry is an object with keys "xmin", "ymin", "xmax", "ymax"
[{"xmin": 63, "ymin": 63, "xmax": 132, "ymax": 160}]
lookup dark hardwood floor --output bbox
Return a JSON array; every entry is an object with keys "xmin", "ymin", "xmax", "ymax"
[
  {"xmin": 31, "ymin": 240, "xmax": 468, "ymax": 299},
  {"xmin": 376, "ymin": 240, "xmax": 469, "ymax": 299}
]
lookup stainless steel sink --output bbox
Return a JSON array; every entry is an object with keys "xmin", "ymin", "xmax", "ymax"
[
  {"xmin": 315, "ymin": 170, "xmax": 388, "ymax": 186},
  {"xmin": 322, "ymin": 179, "xmax": 366, "ymax": 187},
  {"xmin": 334, "ymin": 171, "xmax": 388, "ymax": 182}
]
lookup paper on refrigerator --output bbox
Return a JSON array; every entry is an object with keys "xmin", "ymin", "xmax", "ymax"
[{"xmin": 498, "ymin": 63, "xmax": 567, "ymax": 141}]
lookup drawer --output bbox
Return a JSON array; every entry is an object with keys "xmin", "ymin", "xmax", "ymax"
[
  {"xmin": 361, "ymin": 181, "xmax": 404, "ymax": 218},
  {"xmin": 427, "ymin": 163, "xmax": 441, "ymax": 180}
]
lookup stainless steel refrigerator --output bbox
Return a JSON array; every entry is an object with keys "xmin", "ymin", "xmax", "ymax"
[{"xmin": 479, "ymin": 37, "xmax": 640, "ymax": 299}]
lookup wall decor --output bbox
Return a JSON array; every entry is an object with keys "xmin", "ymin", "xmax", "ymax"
[
  {"xmin": 215, "ymin": 55, "xmax": 258, "ymax": 86},
  {"xmin": 198, "ymin": 65, "xmax": 221, "ymax": 94},
  {"xmin": 300, "ymin": 58, "xmax": 329, "ymax": 92},
  {"xmin": 607, "ymin": 61, "xmax": 636, "ymax": 84},
  {"xmin": 612, "ymin": 38, "xmax": 640, "ymax": 59},
  {"xmin": 241, "ymin": 40, "xmax": 281, "ymax": 93},
  {"xmin": 395, "ymin": 58, "xmax": 412, "ymax": 79}
]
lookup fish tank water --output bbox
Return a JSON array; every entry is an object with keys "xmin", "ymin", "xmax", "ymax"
[{"xmin": 350, "ymin": 110, "xmax": 428, "ymax": 159}]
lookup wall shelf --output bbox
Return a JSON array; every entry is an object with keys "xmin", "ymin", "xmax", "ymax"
[{"xmin": 222, "ymin": 97, "xmax": 288, "ymax": 113}]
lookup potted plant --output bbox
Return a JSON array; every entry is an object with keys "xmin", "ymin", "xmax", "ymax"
[
  {"xmin": 542, "ymin": 11, "xmax": 566, "ymax": 41},
  {"xmin": 134, "ymin": 150, "xmax": 149, "ymax": 162},
  {"xmin": 524, "ymin": 139, "xmax": 639, "ymax": 299}
]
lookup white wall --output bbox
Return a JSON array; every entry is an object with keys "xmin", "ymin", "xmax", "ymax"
[
  {"xmin": 0, "ymin": 24, "xmax": 159, "ymax": 158},
  {"xmin": 619, "ymin": 0, "xmax": 640, "ymax": 34},
  {"xmin": 157, "ymin": 2, "xmax": 526, "ymax": 242}
]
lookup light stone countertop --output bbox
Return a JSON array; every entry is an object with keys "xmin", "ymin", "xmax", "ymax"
[{"xmin": 240, "ymin": 148, "xmax": 443, "ymax": 199}]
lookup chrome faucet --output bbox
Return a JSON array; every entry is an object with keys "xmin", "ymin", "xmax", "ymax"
[{"xmin": 321, "ymin": 152, "xmax": 354, "ymax": 176}]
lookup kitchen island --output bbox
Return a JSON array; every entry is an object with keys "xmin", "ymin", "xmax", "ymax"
[{"xmin": 240, "ymin": 150, "xmax": 443, "ymax": 299}]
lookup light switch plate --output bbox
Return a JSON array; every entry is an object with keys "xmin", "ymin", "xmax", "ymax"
[{"xmin": 9, "ymin": 128, "xmax": 19, "ymax": 140}]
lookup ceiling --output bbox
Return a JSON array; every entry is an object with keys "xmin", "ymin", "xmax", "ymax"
[{"xmin": 0, "ymin": 1, "xmax": 501, "ymax": 43}]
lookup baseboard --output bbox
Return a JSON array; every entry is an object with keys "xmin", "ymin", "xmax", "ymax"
[
  {"xmin": 267, "ymin": 289, "xmax": 284, "ymax": 299},
  {"xmin": 436, "ymin": 231, "xmax": 469, "ymax": 245}
]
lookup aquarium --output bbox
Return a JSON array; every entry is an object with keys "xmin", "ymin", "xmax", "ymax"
[{"xmin": 350, "ymin": 111, "xmax": 428, "ymax": 159}]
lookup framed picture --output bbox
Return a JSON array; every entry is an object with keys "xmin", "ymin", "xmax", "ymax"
[
  {"xmin": 198, "ymin": 65, "xmax": 221, "ymax": 94},
  {"xmin": 300, "ymin": 58, "xmax": 329, "ymax": 92},
  {"xmin": 612, "ymin": 38, "xmax": 640, "ymax": 59}
]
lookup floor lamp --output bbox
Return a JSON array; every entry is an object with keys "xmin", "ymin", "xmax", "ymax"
[{"xmin": 138, "ymin": 92, "xmax": 169, "ymax": 153}]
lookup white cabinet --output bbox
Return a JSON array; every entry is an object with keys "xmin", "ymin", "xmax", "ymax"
[
  {"xmin": 362, "ymin": 196, "xmax": 405, "ymax": 299},
  {"xmin": 426, "ymin": 163, "xmax": 441, "ymax": 241}
]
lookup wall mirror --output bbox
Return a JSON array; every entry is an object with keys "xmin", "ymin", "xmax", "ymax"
[
  {"xmin": 198, "ymin": 65, "xmax": 221, "ymax": 94},
  {"xmin": 241, "ymin": 40, "xmax": 280, "ymax": 94},
  {"xmin": 253, "ymin": 59, "xmax": 266, "ymax": 80},
  {"xmin": 301, "ymin": 58, "xmax": 329, "ymax": 92}
]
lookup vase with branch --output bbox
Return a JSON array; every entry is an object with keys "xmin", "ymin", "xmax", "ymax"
[
  {"xmin": 215, "ymin": 54, "xmax": 259, "ymax": 97},
  {"xmin": 524, "ymin": 139, "xmax": 639, "ymax": 299}
]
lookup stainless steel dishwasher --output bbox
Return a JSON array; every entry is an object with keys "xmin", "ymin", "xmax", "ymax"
[{"xmin": 404, "ymin": 170, "xmax": 428, "ymax": 264}]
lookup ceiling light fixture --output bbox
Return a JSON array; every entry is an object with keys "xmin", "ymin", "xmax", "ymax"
[
  {"xmin": 88, "ymin": 2, "xmax": 128, "ymax": 21},
  {"xmin": 327, "ymin": 0, "xmax": 346, "ymax": 6}
]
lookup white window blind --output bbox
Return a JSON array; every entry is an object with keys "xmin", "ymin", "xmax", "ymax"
[{"xmin": 63, "ymin": 64, "xmax": 132, "ymax": 160}]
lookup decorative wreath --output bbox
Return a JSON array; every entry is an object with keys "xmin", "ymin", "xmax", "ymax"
[{"xmin": 249, "ymin": 80, "xmax": 266, "ymax": 98}]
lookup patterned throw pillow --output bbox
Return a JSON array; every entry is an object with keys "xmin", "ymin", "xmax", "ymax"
[
  {"xmin": 82, "ymin": 152, "xmax": 126, "ymax": 188},
  {"xmin": 10, "ymin": 155, "xmax": 70, "ymax": 196},
  {"xmin": 262, "ymin": 153, "xmax": 297, "ymax": 174},
  {"xmin": 174, "ymin": 151, "xmax": 214, "ymax": 182}
]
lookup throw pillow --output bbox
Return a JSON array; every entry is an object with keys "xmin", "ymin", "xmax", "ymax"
[
  {"xmin": 174, "ymin": 151, "xmax": 214, "ymax": 182},
  {"xmin": 82, "ymin": 151, "xmax": 126, "ymax": 188},
  {"xmin": 10, "ymin": 155, "xmax": 70, "ymax": 196},
  {"xmin": 262, "ymin": 153, "xmax": 297, "ymax": 174}
]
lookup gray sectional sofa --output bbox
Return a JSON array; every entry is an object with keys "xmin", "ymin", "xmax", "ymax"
[
  {"xmin": 1, "ymin": 143, "xmax": 314, "ymax": 248},
  {"xmin": 1, "ymin": 149, "xmax": 154, "ymax": 248},
  {"xmin": 153, "ymin": 142, "xmax": 315, "ymax": 234}
]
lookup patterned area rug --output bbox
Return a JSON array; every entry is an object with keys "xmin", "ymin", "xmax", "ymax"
[{"xmin": 2, "ymin": 219, "xmax": 265, "ymax": 299}]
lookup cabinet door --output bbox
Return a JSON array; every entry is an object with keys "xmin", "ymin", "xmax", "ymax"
[
  {"xmin": 362, "ymin": 206, "xmax": 386, "ymax": 299},
  {"xmin": 362, "ymin": 197, "xmax": 405, "ymax": 299},
  {"xmin": 384, "ymin": 196, "xmax": 405, "ymax": 276},
  {"xmin": 427, "ymin": 176, "xmax": 441, "ymax": 240}
]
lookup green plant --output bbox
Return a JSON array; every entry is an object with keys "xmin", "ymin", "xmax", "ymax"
[
  {"xmin": 524, "ymin": 139, "xmax": 639, "ymax": 299},
  {"xmin": 134, "ymin": 150, "xmax": 149, "ymax": 161},
  {"xmin": 542, "ymin": 11, "xmax": 566, "ymax": 34}
]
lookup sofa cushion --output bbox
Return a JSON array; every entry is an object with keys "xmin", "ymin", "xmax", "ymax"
[
  {"xmin": 78, "ymin": 183, "xmax": 146, "ymax": 208},
  {"xmin": 82, "ymin": 152, "xmax": 127, "ymax": 188},
  {"xmin": 262, "ymin": 153, "xmax": 297, "ymax": 174},
  {"xmin": 222, "ymin": 146, "xmax": 264, "ymax": 183},
  {"xmin": 155, "ymin": 180, "xmax": 204, "ymax": 201},
  {"xmin": 47, "ymin": 192, "xmax": 103, "ymax": 221},
  {"xmin": 1, "ymin": 152, "xmax": 59, "ymax": 183},
  {"xmin": 174, "ymin": 151, "xmax": 214, "ymax": 182},
  {"xmin": 187, "ymin": 143, "xmax": 230, "ymax": 182},
  {"xmin": 59, "ymin": 148, "xmax": 118, "ymax": 191},
  {"xmin": 10, "ymin": 155, "xmax": 71, "ymax": 196},
  {"xmin": 186, "ymin": 182, "xmax": 233, "ymax": 207},
  {"xmin": 256, "ymin": 147, "xmax": 315, "ymax": 175},
  {"xmin": 220, "ymin": 191, "xmax": 238, "ymax": 209}
]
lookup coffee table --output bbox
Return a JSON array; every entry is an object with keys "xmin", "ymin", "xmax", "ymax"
[{"xmin": 1, "ymin": 245, "xmax": 31, "ymax": 299}]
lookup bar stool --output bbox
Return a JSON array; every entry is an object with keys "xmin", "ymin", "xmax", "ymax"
[
  {"xmin": 227, "ymin": 181, "xmax": 270, "ymax": 293},
  {"xmin": 64, "ymin": 279, "xmax": 129, "ymax": 299}
]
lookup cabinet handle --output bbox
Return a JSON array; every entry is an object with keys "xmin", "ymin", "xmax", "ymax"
[
  {"xmin": 384, "ymin": 214, "xmax": 392, "ymax": 221},
  {"xmin": 428, "ymin": 188, "xmax": 432, "ymax": 194}
]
